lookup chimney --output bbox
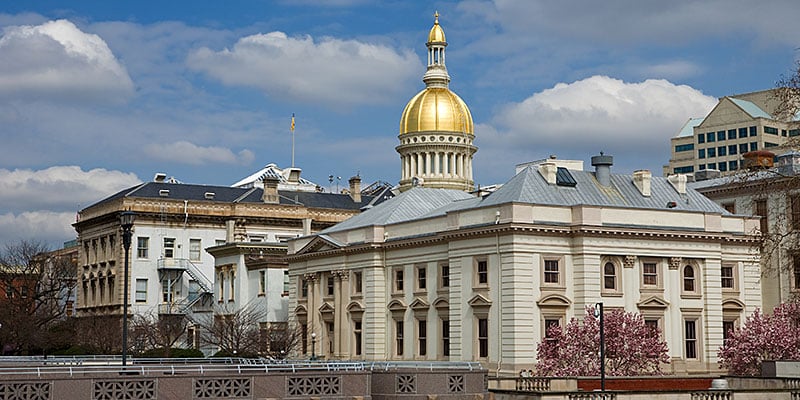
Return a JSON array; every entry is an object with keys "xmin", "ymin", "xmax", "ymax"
[
  {"xmin": 225, "ymin": 219, "xmax": 235, "ymax": 243},
  {"xmin": 591, "ymin": 152, "xmax": 613, "ymax": 187},
  {"xmin": 349, "ymin": 176, "xmax": 362, "ymax": 203},
  {"xmin": 632, "ymin": 170, "xmax": 651, "ymax": 197},
  {"xmin": 262, "ymin": 176, "xmax": 280, "ymax": 204},
  {"xmin": 668, "ymin": 174, "xmax": 687, "ymax": 194},
  {"xmin": 538, "ymin": 162, "xmax": 557, "ymax": 184}
]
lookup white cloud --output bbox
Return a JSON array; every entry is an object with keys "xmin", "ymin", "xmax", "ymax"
[
  {"xmin": 0, "ymin": 19, "xmax": 134, "ymax": 102},
  {"xmin": 145, "ymin": 141, "xmax": 255, "ymax": 166},
  {"xmin": 0, "ymin": 166, "xmax": 141, "ymax": 213},
  {"xmin": 474, "ymin": 76, "xmax": 716, "ymax": 179},
  {"xmin": 0, "ymin": 211, "xmax": 78, "ymax": 247},
  {"xmin": 187, "ymin": 31, "xmax": 421, "ymax": 107}
]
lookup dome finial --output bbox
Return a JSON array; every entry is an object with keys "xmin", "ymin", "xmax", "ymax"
[{"xmin": 434, "ymin": 11, "xmax": 439, "ymax": 24}]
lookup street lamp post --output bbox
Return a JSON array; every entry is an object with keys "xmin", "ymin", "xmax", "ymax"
[
  {"xmin": 119, "ymin": 211, "xmax": 136, "ymax": 366},
  {"xmin": 594, "ymin": 302, "xmax": 605, "ymax": 392},
  {"xmin": 311, "ymin": 332, "xmax": 317, "ymax": 360}
]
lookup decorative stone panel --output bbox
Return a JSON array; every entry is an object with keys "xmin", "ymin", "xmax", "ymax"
[
  {"xmin": 194, "ymin": 378, "xmax": 251, "ymax": 399},
  {"xmin": 94, "ymin": 380, "xmax": 156, "ymax": 400},
  {"xmin": 447, "ymin": 375, "xmax": 464, "ymax": 392},
  {"xmin": 286, "ymin": 376, "xmax": 341, "ymax": 397},
  {"xmin": 397, "ymin": 374, "xmax": 416, "ymax": 393}
]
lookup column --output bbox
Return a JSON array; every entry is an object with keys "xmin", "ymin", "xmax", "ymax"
[
  {"xmin": 434, "ymin": 152, "xmax": 441, "ymax": 176},
  {"xmin": 333, "ymin": 272, "xmax": 342, "ymax": 357}
]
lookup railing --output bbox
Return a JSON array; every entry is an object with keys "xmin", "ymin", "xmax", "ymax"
[
  {"xmin": 366, "ymin": 361, "xmax": 485, "ymax": 371},
  {"xmin": 156, "ymin": 258, "xmax": 212, "ymax": 293},
  {"xmin": 569, "ymin": 393, "xmax": 616, "ymax": 400},
  {"xmin": 516, "ymin": 376, "xmax": 552, "ymax": 391},
  {"xmin": 690, "ymin": 392, "xmax": 731, "ymax": 400}
]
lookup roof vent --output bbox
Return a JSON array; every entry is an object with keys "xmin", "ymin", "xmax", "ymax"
[
  {"xmin": 204, "ymin": 192, "xmax": 215, "ymax": 200},
  {"xmin": 159, "ymin": 189, "xmax": 170, "ymax": 197},
  {"xmin": 632, "ymin": 170, "xmax": 651, "ymax": 197},
  {"xmin": 154, "ymin": 173, "xmax": 167, "ymax": 182},
  {"xmin": 591, "ymin": 152, "xmax": 613, "ymax": 187}
]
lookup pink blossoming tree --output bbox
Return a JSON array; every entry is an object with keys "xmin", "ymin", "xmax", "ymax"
[
  {"xmin": 536, "ymin": 307, "xmax": 670, "ymax": 376},
  {"xmin": 718, "ymin": 301, "xmax": 800, "ymax": 376}
]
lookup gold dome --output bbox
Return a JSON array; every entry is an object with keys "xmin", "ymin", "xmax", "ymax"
[
  {"xmin": 399, "ymin": 87, "xmax": 473, "ymax": 135},
  {"xmin": 428, "ymin": 12, "xmax": 446, "ymax": 43}
]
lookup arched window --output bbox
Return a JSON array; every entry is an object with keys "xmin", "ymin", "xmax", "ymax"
[
  {"xmin": 683, "ymin": 265, "xmax": 695, "ymax": 292},
  {"xmin": 603, "ymin": 262, "xmax": 617, "ymax": 290}
]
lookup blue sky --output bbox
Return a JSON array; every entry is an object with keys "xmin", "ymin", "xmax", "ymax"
[{"xmin": 1, "ymin": 0, "xmax": 798, "ymax": 247}]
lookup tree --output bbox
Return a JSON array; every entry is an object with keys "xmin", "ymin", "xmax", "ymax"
[
  {"xmin": 129, "ymin": 312, "xmax": 189, "ymax": 357},
  {"xmin": 0, "ymin": 240, "xmax": 77, "ymax": 355},
  {"xmin": 261, "ymin": 321, "xmax": 302, "ymax": 359},
  {"xmin": 193, "ymin": 302, "xmax": 266, "ymax": 357},
  {"xmin": 775, "ymin": 61, "xmax": 800, "ymax": 123},
  {"xmin": 718, "ymin": 301, "xmax": 800, "ymax": 376},
  {"xmin": 536, "ymin": 307, "xmax": 670, "ymax": 376}
]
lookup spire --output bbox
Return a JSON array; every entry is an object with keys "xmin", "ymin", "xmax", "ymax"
[{"xmin": 423, "ymin": 11, "xmax": 450, "ymax": 88}]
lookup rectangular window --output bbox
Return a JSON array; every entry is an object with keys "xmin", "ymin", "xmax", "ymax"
[
  {"xmin": 442, "ymin": 319, "xmax": 450, "ymax": 357},
  {"xmin": 326, "ymin": 273, "xmax": 334, "ymax": 296},
  {"xmin": 729, "ymin": 160, "xmax": 738, "ymax": 171},
  {"xmin": 674, "ymin": 166, "xmax": 694, "ymax": 174},
  {"xmin": 544, "ymin": 318, "xmax": 561, "ymax": 337},
  {"xmin": 697, "ymin": 134, "xmax": 705, "ymax": 144},
  {"xmin": 353, "ymin": 271, "xmax": 363, "ymax": 294},
  {"xmin": 739, "ymin": 143, "xmax": 749, "ymax": 154},
  {"xmin": 792, "ymin": 195, "xmax": 800, "ymax": 230},
  {"xmin": 718, "ymin": 146, "xmax": 726, "ymax": 156},
  {"xmin": 765, "ymin": 142, "xmax": 779, "ymax": 148},
  {"xmin": 396, "ymin": 320, "xmax": 404, "ymax": 356},
  {"xmin": 417, "ymin": 266, "xmax": 426, "ymax": 290},
  {"xmin": 699, "ymin": 164, "xmax": 706, "ymax": 170},
  {"xmin": 727, "ymin": 129, "xmax": 736, "ymax": 140},
  {"xmin": 643, "ymin": 262, "xmax": 658, "ymax": 286},
  {"xmin": 749, "ymin": 126, "xmax": 757, "ymax": 136},
  {"xmin": 135, "ymin": 278, "xmax": 147, "ymax": 302},
  {"xmin": 755, "ymin": 199, "xmax": 768, "ymax": 234},
  {"xmin": 477, "ymin": 260, "xmax": 488, "ymax": 285},
  {"xmin": 544, "ymin": 259, "xmax": 560, "ymax": 284},
  {"xmin": 418, "ymin": 320, "xmax": 427, "ymax": 356},
  {"xmin": 794, "ymin": 254, "xmax": 800, "ymax": 290},
  {"xmin": 790, "ymin": 129, "xmax": 800, "ymax": 137},
  {"xmin": 783, "ymin": 129, "xmax": 788, "ymax": 137},
  {"xmin": 163, "ymin": 237, "xmax": 175, "ymax": 258},
  {"xmin": 395, "ymin": 269, "xmax": 404, "ymax": 292},
  {"xmin": 259, "ymin": 270, "xmax": 266, "ymax": 294},
  {"xmin": 283, "ymin": 270, "xmax": 289, "ymax": 294},
  {"xmin": 478, "ymin": 318, "xmax": 489, "ymax": 358},
  {"xmin": 721, "ymin": 265, "xmax": 734, "ymax": 289},
  {"xmin": 645, "ymin": 319, "xmax": 659, "ymax": 334},
  {"xmin": 728, "ymin": 144, "xmax": 737, "ymax": 155},
  {"xmin": 739, "ymin": 127, "xmax": 748, "ymax": 138},
  {"xmin": 723, "ymin": 321, "xmax": 735, "ymax": 340},
  {"xmin": 137, "ymin": 237, "xmax": 149, "ymax": 259},
  {"xmin": 440, "ymin": 264, "xmax": 450, "ymax": 288},
  {"xmin": 719, "ymin": 162, "xmax": 727, "ymax": 172},
  {"xmin": 750, "ymin": 142, "xmax": 758, "ymax": 152},
  {"xmin": 717, "ymin": 131, "xmax": 725, "ymax": 141},
  {"xmin": 189, "ymin": 238, "xmax": 201, "ymax": 261},
  {"xmin": 675, "ymin": 143, "xmax": 694, "ymax": 152},
  {"xmin": 188, "ymin": 280, "xmax": 199, "ymax": 301},
  {"xmin": 354, "ymin": 320, "xmax": 363, "ymax": 356},
  {"xmin": 229, "ymin": 271, "xmax": 235, "ymax": 300},
  {"xmin": 706, "ymin": 132, "xmax": 715, "ymax": 143},
  {"xmin": 300, "ymin": 278, "xmax": 308, "ymax": 298},
  {"xmin": 707, "ymin": 147, "xmax": 716, "ymax": 158},
  {"xmin": 215, "ymin": 239, "xmax": 226, "ymax": 246},
  {"xmin": 162, "ymin": 279, "xmax": 173, "ymax": 303},
  {"xmin": 698, "ymin": 149, "xmax": 706, "ymax": 159},
  {"xmin": 764, "ymin": 126, "xmax": 779, "ymax": 135},
  {"xmin": 723, "ymin": 202, "xmax": 736, "ymax": 213},
  {"xmin": 685, "ymin": 320, "xmax": 698, "ymax": 359}
]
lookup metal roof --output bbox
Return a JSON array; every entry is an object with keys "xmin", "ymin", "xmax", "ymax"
[
  {"xmin": 677, "ymin": 117, "xmax": 704, "ymax": 137},
  {"xmin": 729, "ymin": 98, "xmax": 772, "ymax": 119}
]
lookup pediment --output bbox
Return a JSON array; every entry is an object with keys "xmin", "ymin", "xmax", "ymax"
[
  {"xmin": 537, "ymin": 293, "xmax": 571, "ymax": 308},
  {"xmin": 409, "ymin": 298, "xmax": 430, "ymax": 311},
  {"xmin": 433, "ymin": 297, "xmax": 449, "ymax": 310},
  {"xmin": 467, "ymin": 294, "xmax": 492, "ymax": 309},
  {"xmin": 387, "ymin": 299, "xmax": 407, "ymax": 312},
  {"xmin": 637, "ymin": 295, "xmax": 669, "ymax": 309},
  {"xmin": 295, "ymin": 235, "xmax": 343, "ymax": 255},
  {"xmin": 294, "ymin": 305, "xmax": 307, "ymax": 315},
  {"xmin": 347, "ymin": 301, "xmax": 365, "ymax": 313},
  {"xmin": 319, "ymin": 302, "xmax": 335, "ymax": 314},
  {"xmin": 722, "ymin": 298, "xmax": 745, "ymax": 311}
]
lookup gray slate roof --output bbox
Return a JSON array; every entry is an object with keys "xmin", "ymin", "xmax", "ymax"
[
  {"xmin": 84, "ymin": 182, "xmax": 387, "ymax": 212},
  {"xmin": 320, "ymin": 166, "xmax": 729, "ymax": 233}
]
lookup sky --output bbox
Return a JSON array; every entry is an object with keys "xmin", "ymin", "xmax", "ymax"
[{"xmin": 1, "ymin": 0, "xmax": 798, "ymax": 248}]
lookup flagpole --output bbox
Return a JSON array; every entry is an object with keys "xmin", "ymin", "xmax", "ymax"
[{"xmin": 291, "ymin": 113, "xmax": 295, "ymax": 168}]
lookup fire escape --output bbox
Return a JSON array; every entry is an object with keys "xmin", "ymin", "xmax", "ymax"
[{"xmin": 156, "ymin": 258, "xmax": 214, "ymax": 315}]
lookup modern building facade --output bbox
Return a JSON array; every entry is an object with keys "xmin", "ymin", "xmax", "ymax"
[{"xmin": 666, "ymin": 89, "xmax": 798, "ymax": 176}]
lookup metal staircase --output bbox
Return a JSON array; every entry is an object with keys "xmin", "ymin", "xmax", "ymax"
[{"xmin": 157, "ymin": 258, "xmax": 214, "ymax": 315}]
